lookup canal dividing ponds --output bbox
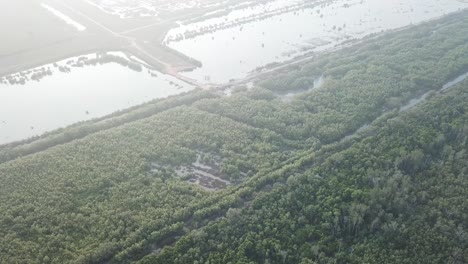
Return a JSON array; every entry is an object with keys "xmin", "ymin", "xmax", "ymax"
[
  {"xmin": 0, "ymin": 52, "xmax": 195, "ymax": 145},
  {"xmin": 166, "ymin": 0, "xmax": 468, "ymax": 84}
]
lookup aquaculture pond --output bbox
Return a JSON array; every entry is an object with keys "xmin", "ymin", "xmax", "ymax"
[
  {"xmin": 166, "ymin": 0, "xmax": 468, "ymax": 84},
  {"xmin": 0, "ymin": 52, "xmax": 194, "ymax": 145}
]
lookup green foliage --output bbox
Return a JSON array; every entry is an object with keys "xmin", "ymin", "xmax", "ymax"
[
  {"xmin": 143, "ymin": 80, "xmax": 468, "ymax": 264},
  {"xmin": 259, "ymin": 12, "xmax": 468, "ymax": 143},
  {"xmin": 1, "ymin": 10, "xmax": 468, "ymax": 264}
]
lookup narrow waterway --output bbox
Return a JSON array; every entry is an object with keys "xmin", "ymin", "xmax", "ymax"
[
  {"xmin": 400, "ymin": 71, "xmax": 468, "ymax": 113},
  {"xmin": 344, "ymin": 71, "xmax": 468, "ymax": 142}
]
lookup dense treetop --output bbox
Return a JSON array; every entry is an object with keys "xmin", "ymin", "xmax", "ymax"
[{"xmin": 0, "ymin": 10, "xmax": 467, "ymax": 264}]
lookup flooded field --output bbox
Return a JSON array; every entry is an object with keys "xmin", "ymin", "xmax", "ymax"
[
  {"xmin": 0, "ymin": 52, "xmax": 194, "ymax": 145},
  {"xmin": 167, "ymin": 0, "xmax": 468, "ymax": 84}
]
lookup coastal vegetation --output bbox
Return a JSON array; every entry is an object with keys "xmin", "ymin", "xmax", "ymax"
[{"xmin": 0, "ymin": 9, "xmax": 467, "ymax": 264}]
